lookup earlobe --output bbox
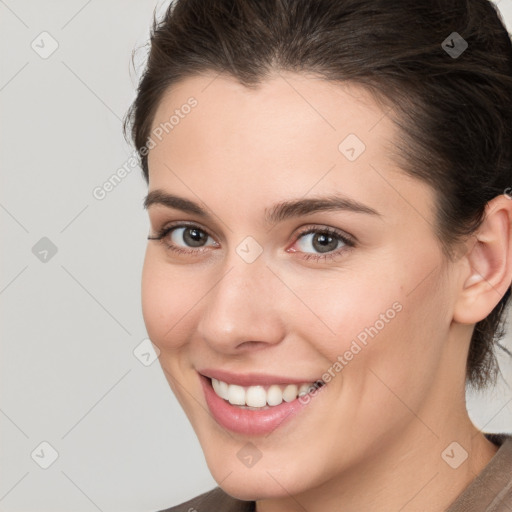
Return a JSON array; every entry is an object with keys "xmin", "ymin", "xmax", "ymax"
[{"xmin": 453, "ymin": 194, "xmax": 512, "ymax": 325}]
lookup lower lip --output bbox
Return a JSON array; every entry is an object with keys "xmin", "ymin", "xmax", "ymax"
[{"xmin": 199, "ymin": 374, "xmax": 325, "ymax": 436}]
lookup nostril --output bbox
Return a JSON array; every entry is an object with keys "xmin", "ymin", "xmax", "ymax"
[{"xmin": 236, "ymin": 340, "xmax": 268, "ymax": 350}]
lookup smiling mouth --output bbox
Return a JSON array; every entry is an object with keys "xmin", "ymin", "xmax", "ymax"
[
  {"xmin": 209, "ymin": 376, "xmax": 325, "ymax": 409},
  {"xmin": 199, "ymin": 372, "xmax": 327, "ymax": 435}
]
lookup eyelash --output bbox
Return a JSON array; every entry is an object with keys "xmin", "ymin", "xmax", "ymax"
[{"xmin": 147, "ymin": 222, "xmax": 356, "ymax": 262}]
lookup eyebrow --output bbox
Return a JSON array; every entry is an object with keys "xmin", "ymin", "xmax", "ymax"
[{"xmin": 143, "ymin": 189, "xmax": 381, "ymax": 224}]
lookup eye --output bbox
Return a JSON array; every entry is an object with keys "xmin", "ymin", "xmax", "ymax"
[
  {"xmin": 290, "ymin": 226, "xmax": 355, "ymax": 262},
  {"xmin": 148, "ymin": 222, "xmax": 355, "ymax": 262},
  {"xmin": 147, "ymin": 223, "xmax": 219, "ymax": 255},
  {"xmin": 167, "ymin": 226, "xmax": 213, "ymax": 248}
]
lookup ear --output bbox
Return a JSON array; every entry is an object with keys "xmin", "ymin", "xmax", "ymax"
[{"xmin": 453, "ymin": 194, "xmax": 512, "ymax": 324}]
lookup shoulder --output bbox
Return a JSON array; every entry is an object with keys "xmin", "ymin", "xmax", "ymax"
[
  {"xmin": 447, "ymin": 432, "xmax": 512, "ymax": 512},
  {"xmin": 156, "ymin": 486, "xmax": 255, "ymax": 512}
]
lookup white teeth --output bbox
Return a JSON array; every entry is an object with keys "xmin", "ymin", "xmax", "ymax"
[
  {"xmin": 212, "ymin": 377, "xmax": 230, "ymax": 400},
  {"xmin": 246, "ymin": 385, "xmax": 267, "ymax": 407},
  {"xmin": 282, "ymin": 384, "xmax": 298, "ymax": 402},
  {"xmin": 211, "ymin": 378, "xmax": 322, "ymax": 408},
  {"xmin": 298, "ymin": 383, "xmax": 313, "ymax": 396},
  {"xmin": 212, "ymin": 377, "xmax": 222, "ymax": 396},
  {"xmin": 267, "ymin": 385, "xmax": 283, "ymax": 406},
  {"xmin": 218, "ymin": 379, "xmax": 229, "ymax": 400},
  {"xmin": 228, "ymin": 384, "xmax": 245, "ymax": 405}
]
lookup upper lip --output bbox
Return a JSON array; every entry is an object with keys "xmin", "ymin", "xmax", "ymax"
[{"xmin": 198, "ymin": 368, "xmax": 323, "ymax": 387}]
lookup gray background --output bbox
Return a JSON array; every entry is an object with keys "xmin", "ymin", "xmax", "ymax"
[{"xmin": 1, "ymin": 1, "xmax": 512, "ymax": 511}]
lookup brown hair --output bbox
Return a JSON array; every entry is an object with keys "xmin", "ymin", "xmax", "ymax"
[{"xmin": 124, "ymin": 0, "xmax": 512, "ymax": 391}]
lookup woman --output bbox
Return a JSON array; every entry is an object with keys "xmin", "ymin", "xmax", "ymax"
[{"xmin": 123, "ymin": 0, "xmax": 512, "ymax": 510}]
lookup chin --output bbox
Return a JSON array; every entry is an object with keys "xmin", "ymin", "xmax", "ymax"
[
  {"xmin": 204, "ymin": 451, "xmax": 319, "ymax": 502},
  {"xmin": 212, "ymin": 477, "xmax": 290, "ymax": 502}
]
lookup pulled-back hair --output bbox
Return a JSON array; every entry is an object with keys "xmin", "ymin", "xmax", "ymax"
[{"xmin": 124, "ymin": 0, "xmax": 512, "ymax": 391}]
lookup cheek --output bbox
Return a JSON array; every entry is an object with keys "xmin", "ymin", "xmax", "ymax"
[
  {"xmin": 327, "ymin": 274, "xmax": 450, "ymax": 441},
  {"xmin": 141, "ymin": 249, "xmax": 200, "ymax": 351},
  {"xmin": 293, "ymin": 245, "xmax": 449, "ymax": 370},
  {"xmin": 280, "ymin": 261, "xmax": 406, "ymax": 364},
  {"xmin": 293, "ymin": 256, "xmax": 450, "ymax": 415}
]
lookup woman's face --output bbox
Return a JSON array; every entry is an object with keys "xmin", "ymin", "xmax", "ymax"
[{"xmin": 142, "ymin": 72, "xmax": 462, "ymax": 499}]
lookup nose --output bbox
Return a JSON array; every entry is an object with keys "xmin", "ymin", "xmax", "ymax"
[{"xmin": 196, "ymin": 253, "xmax": 286, "ymax": 354}]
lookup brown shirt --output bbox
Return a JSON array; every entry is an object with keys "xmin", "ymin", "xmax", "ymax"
[{"xmin": 159, "ymin": 432, "xmax": 512, "ymax": 512}]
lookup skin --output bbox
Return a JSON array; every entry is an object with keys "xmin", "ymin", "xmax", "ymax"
[{"xmin": 141, "ymin": 71, "xmax": 512, "ymax": 512}]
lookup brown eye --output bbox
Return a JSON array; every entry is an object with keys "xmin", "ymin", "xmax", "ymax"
[
  {"xmin": 297, "ymin": 229, "xmax": 348, "ymax": 254},
  {"xmin": 174, "ymin": 227, "xmax": 209, "ymax": 247},
  {"xmin": 148, "ymin": 223, "xmax": 219, "ymax": 255}
]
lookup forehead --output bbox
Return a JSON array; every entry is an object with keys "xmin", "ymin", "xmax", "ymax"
[
  {"xmin": 149, "ymin": 71, "xmax": 392, "ymax": 155},
  {"xmin": 147, "ymin": 71, "xmax": 434, "ymax": 229}
]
